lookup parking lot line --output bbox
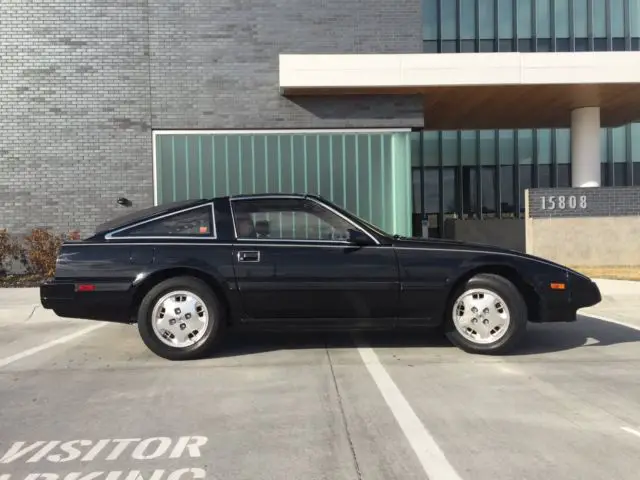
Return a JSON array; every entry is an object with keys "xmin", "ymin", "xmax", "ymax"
[
  {"xmin": 621, "ymin": 427, "xmax": 640, "ymax": 439},
  {"xmin": 356, "ymin": 340, "xmax": 464, "ymax": 480},
  {"xmin": 0, "ymin": 322, "xmax": 108, "ymax": 368}
]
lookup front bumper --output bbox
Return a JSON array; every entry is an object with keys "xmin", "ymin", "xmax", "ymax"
[{"xmin": 536, "ymin": 273, "xmax": 602, "ymax": 323}]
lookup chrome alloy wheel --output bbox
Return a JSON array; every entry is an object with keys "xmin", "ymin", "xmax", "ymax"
[
  {"xmin": 452, "ymin": 288, "xmax": 511, "ymax": 344},
  {"xmin": 151, "ymin": 290, "xmax": 210, "ymax": 348}
]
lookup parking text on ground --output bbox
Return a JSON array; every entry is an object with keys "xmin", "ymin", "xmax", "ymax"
[{"xmin": 0, "ymin": 436, "xmax": 209, "ymax": 480}]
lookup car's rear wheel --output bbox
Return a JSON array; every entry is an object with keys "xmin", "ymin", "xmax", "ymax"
[
  {"xmin": 137, "ymin": 276, "xmax": 225, "ymax": 360},
  {"xmin": 444, "ymin": 273, "xmax": 527, "ymax": 354}
]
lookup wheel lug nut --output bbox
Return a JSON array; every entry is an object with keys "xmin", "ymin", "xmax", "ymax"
[
  {"xmin": 169, "ymin": 319, "xmax": 176, "ymax": 325},
  {"xmin": 185, "ymin": 313, "xmax": 191, "ymax": 320},
  {"xmin": 472, "ymin": 318, "xmax": 477, "ymax": 323},
  {"xmin": 175, "ymin": 308, "xmax": 181, "ymax": 314},
  {"xmin": 471, "ymin": 307, "xmax": 478, "ymax": 313},
  {"xmin": 180, "ymin": 323, "xmax": 186, "ymax": 330},
  {"xmin": 483, "ymin": 308, "xmax": 490, "ymax": 314},
  {"xmin": 483, "ymin": 319, "xmax": 489, "ymax": 325}
]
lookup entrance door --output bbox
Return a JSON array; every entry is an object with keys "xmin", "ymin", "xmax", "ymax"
[{"xmin": 230, "ymin": 196, "xmax": 399, "ymax": 326}]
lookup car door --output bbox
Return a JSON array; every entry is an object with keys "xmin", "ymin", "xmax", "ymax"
[{"xmin": 230, "ymin": 197, "xmax": 400, "ymax": 327}]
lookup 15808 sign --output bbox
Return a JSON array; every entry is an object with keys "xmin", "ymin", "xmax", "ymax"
[{"xmin": 540, "ymin": 194, "xmax": 587, "ymax": 211}]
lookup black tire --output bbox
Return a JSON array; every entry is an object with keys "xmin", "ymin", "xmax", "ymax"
[
  {"xmin": 137, "ymin": 276, "xmax": 225, "ymax": 360},
  {"xmin": 444, "ymin": 273, "xmax": 528, "ymax": 355}
]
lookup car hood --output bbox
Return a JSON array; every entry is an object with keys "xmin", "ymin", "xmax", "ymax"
[{"xmin": 391, "ymin": 236, "xmax": 587, "ymax": 276}]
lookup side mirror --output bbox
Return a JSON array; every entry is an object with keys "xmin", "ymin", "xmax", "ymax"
[{"xmin": 347, "ymin": 229, "xmax": 374, "ymax": 246}]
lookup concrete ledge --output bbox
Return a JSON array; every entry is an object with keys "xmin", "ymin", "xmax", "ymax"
[{"xmin": 592, "ymin": 278, "xmax": 640, "ymax": 297}]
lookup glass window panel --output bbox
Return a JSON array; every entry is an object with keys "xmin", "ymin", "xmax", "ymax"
[
  {"xmin": 413, "ymin": 168, "xmax": 440, "ymax": 214},
  {"xmin": 554, "ymin": 0, "xmax": 570, "ymax": 38},
  {"xmin": 600, "ymin": 129, "xmax": 608, "ymax": 164},
  {"xmin": 481, "ymin": 167, "xmax": 497, "ymax": 215},
  {"xmin": 518, "ymin": 165, "xmax": 534, "ymax": 210},
  {"xmin": 117, "ymin": 205, "xmax": 214, "ymax": 238},
  {"xmin": 517, "ymin": 0, "xmax": 533, "ymax": 38},
  {"xmin": 443, "ymin": 168, "xmax": 458, "ymax": 213},
  {"xmin": 442, "ymin": 1, "xmax": 457, "ymax": 40},
  {"xmin": 461, "ymin": 131, "xmax": 477, "ymax": 165},
  {"xmin": 555, "ymin": 129, "xmax": 570, "ymax": 164},
  {"xmin": 479, "ymin": 0, "xmax": 496, "ymax": 39},
  {"xmin": 480, "ymin": 130, "xmax": 497, "ymax": 165},
  {"xmin": 634, "ymin": 163, "xmax": 640, "ymax": 185},
  {"xmin": 498, "ymin": 130, "xmax": 515, "ymax": 165},
  {"xmin": 611, "ymin": 0, "xmax": 625, "ymax": 37},
  {"xmin": 498, "ymin": 0, "xmax": 514, "ymax": 38},
  {"xmin": 612, "ymin": 126, "xmax": 627, "ymax": 164},
  {"xmin": 536, "ymin": 129, "xmax": 552, "ymax": 165},
  {"xmin": 632, "ymin": 0, "xmax": 640, "ymax": 37},
  {"xmin": 518, "ymin": 129, "xmax": 534, "ymax": 165},
  {"xmin": 423, "ymin": 131, "xmax": 440, "ymax": 166},
  {"xmin": 536, "ymin": 0, "xmax": 551, "ymax": 37},
  {"xmin": 632, "ymin": 124, "xmax": 640, "ymax": 162},
  {"xmin": 462, "ymin": 167, "xmax": 478, "ymax": 216},
  {"xmin": 442, "ymin": 131, "xmax": 459, "ymax": 166},
  {"xmin": 422, "ymin": 0, "xmax": 439, "ymax": 40},
  {"xmin": 460, "ymin": 0, "xmax": 476, "ymax": 39},
  {"xmin": 573, "ymin": 0, "xmax": 588, "ymax": 38},
  {"xmin": 500, "ymin": 166, "xmax": 515, "ymax": 215},
  {"xmin": 538, "ymin": 164, "xmax": 552, "ymax": 187},
  {"xmin": 593, "ymin": 0, "xmax": 607, "ymax": 38},
  {"xmin": 556, "ymin": 164, "xmax": 571, "ymax": 187},
  {"xmin": 614, "ymin": 163, "xmax": 628, "ymax": 186}
]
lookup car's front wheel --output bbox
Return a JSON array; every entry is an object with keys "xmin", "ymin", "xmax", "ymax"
[
  {"xmin": 137, "ymin": 276, "xmax": 225, "ymax": 360},
  {"xmin": 444, "ymin": 273, "xmax": 528, "ymax": 354}
]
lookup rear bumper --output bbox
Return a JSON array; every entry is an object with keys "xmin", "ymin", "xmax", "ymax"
[{"xmin": 40, "ymin": 279, "xmax": 134, "ymax": 323}]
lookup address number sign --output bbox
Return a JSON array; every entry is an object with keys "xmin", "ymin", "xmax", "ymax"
[{"xmin": 540, "ymin": 194, "xmax": 587, "ymax": 211}]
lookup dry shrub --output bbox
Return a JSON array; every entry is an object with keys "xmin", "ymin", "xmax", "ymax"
[
  {"xmin": 0, "ymin": 229, "xmax": 20, "ymax": 272},
  {"xmin": 23, "ymin": 228, "xmax": 68, "ymax": 277}
]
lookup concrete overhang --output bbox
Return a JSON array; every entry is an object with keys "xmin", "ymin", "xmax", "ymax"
[{"xmin": 279, "ymin": 51, "xmax": 640, "ymax": 130}]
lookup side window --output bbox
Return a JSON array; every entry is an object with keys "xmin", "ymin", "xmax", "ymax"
[
  {"xmin": 114, "ymin": 205, "xmax": 214, "ymax": 238},
  {"xmin": 232, "ymin": 198, "xmax": 359, "ymax": 241}
]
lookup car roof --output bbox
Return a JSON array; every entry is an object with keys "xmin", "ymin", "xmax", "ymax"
[{"xmin": 94, "ymin": 193, "xmax": 326, "ymax": 235}]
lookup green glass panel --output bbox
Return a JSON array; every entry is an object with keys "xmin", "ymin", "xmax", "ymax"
[{"xmin": 154, "ymin": 130, "xmax": 413, "ymax": 237}]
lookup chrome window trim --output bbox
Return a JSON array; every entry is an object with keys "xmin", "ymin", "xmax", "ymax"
[
  {"xmin": 228, "ymin": 195, "xmax": 380, "ymax": 245},
  {"xmin": 104, "ymin": 202, "xmax": 217, "ymax": 241}
]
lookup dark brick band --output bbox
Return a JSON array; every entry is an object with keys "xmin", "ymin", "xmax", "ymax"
[{"xmin": 528, "ymin": 186, "xmax": 640, "ymax": 218}]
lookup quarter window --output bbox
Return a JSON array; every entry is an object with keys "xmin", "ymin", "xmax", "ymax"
[
  {"xmin": 231, "ymin": 198, "xmax": 362, "ymax": 241},
  {"xmin": 114, "ymin": 205, "xmax": 214, "ymax": 237}
]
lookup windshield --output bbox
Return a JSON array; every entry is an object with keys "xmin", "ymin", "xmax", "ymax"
[{"xmin": 322, "ymin": 200, "xmax": 393, "ymax": 238}]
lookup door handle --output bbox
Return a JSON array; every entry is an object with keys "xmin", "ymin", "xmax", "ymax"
[{"xmin": 237, "ymin": 250, "xmax": 260, "ymax": 262}]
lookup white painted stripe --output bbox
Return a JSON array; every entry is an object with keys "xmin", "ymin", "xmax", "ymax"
[
  {"xmin": 356, "ymin": 342, "xmax": 464, "ymax": 480},
  {"xmin": 621, "ymin": 427, "xmax": 640, "ymax": 439},
  {"xmin": 0, "ymin": 323, "xmax": 108, "ymax": 368},
  {"xmin": 581, "ymin": 312, "xmax": 640, "ymax": 332}
]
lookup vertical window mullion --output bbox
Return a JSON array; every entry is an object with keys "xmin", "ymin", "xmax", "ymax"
[
  {"xmin": 476, "ymin": 131, "xmax": 483, "ymax": 219},
  {"xmin": 456, "ymin": 131, "xmax": 464, "ymax": 218},
  {"xmin": 438, "ymin": 132, "xmax": 445, "ymax": 237},
  {"xmin": 456, "ymin": 0, "xmax": 462, "ymax": 52},
  {"xmin": 627, "ymin": 125, "xmax": 634, "ymax": 186},
  {"xmin": 532, "ymin": 0, "xmax": 538, "ymax": 51},
  {"xmin": 625, "ymin": 0, "xmax": 632, "ymax": 49},
  {"xmin": 569, "ymin": 0, "xmax": 575, "ymax": 51},
  {"xmin": 496, "ymin": 130, "xmax": 503, "ymax": 218},
  {"xmin": 587, "ymin": 0, "xmax": 594, "ymax": 50},
  {"xmin": 514, "ymin": 130, "xmax": 521, "ymax": 218},
  {"xmin": 550, "ymin": 0, "xmax": 557, "ymax": 51},
  {"xmin": 606, "ymin": 0, "xmax": 612, "ymax": 50}
]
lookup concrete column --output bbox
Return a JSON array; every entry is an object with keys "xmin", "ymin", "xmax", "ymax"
[{"xmin": 571, "ymin": 107, "xmax": 601, "ymax": 187}]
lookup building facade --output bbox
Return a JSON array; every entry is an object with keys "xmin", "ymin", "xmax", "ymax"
[{"xmin": 1, "ymin": 0, "xmax": 639, "ymax": 238}]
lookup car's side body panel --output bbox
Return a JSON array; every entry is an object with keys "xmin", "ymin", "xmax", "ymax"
[{"xmin": 231, "ymin": 241, "xmax": 400, "ymax": 327}]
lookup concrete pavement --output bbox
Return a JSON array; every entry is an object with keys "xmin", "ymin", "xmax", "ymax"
[{"xmin": 0, "ymin": 279, "xmax": 639, "ymax": 480}]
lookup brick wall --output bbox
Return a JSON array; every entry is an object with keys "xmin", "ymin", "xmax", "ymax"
[{"xmin": 0, "ymin": 0, "xmax": 424, "ymax": 235}]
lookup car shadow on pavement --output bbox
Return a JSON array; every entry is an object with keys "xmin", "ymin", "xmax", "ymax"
[
  {"xmin": 213, "ymin": 314, "xmax": 640, "ymax": 358},
  {"xmin": 214, "ymin": 328, "xmax": 451, "ymax": 358},
  {"xmin": 504, "ymin": 314, "xmax": 640, "ymax": 356}
]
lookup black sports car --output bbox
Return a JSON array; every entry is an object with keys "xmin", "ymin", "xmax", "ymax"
[{"xmin": 40, "ymin": 193, "xmax": 602, "ymax": 360}]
